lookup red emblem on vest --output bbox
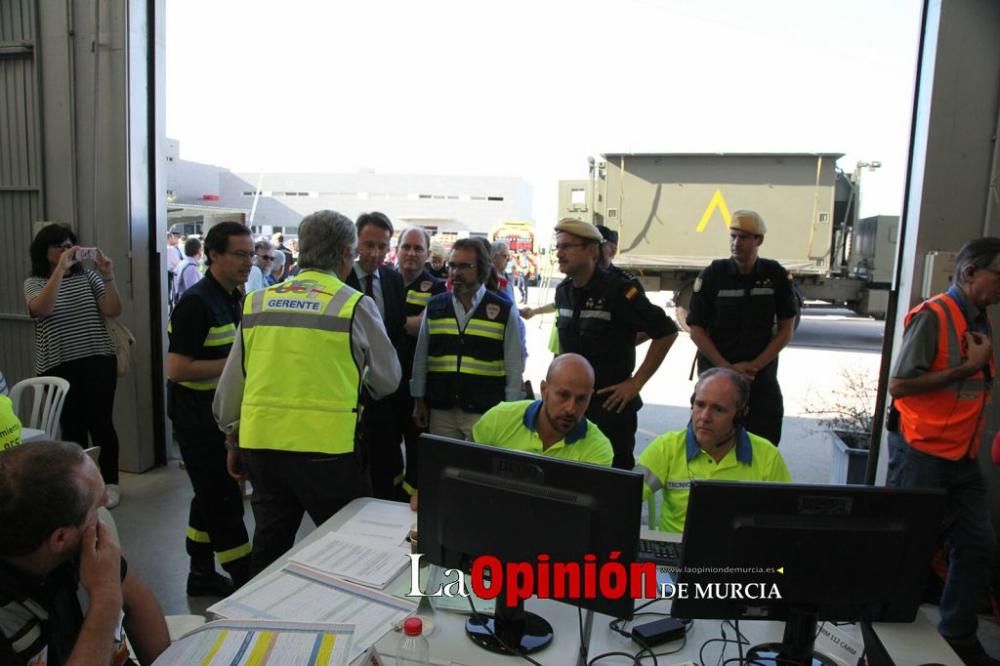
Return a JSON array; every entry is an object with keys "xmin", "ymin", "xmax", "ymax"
[{"xmin": 485, "ymin": 304, "xmax": 501, "ymax": 320}]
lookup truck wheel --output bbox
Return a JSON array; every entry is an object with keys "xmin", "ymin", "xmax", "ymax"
[{"xmin": 673, "ymin": 281, "xmax": 694, "ymax": 333}]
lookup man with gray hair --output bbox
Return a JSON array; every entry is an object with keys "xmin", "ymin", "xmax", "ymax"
[
  {"xmin": 888, "ymin": 237, "xmax": 1000, "ymax": 665},
  {"xmin": 490, "ymin": 240, "xmax": 517, "ymax": 303},
  {"xmin": 214, "ymin": 209, "xmax": 401, "ymax": 574},
  {"xmin": 635, "ymin": 367, "xmax": 790, "ymax": 534}
]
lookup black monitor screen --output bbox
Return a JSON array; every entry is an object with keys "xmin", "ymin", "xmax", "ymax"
[
  {"xmin": 417, "ymin": 434, "xmax": 644, "ymax": 620},
  {"xmin": 672, "ymin": 480, "xmax": 946, "ymax": 625}
]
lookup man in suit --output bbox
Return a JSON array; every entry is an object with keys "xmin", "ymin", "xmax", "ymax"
[{"xmin": 346, "ymin": 212, "xmax": 407, "ymax": 500}]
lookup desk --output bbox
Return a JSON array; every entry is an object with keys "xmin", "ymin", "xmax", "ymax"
[
  {"xmin": 21, "ymin": 427, "xmax": 45, "ymax": 442},
  {"xmin": 245, "ymin": 498, "xmax": 960, "ymax": 666}
]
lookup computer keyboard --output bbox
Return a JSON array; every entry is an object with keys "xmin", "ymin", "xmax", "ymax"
[{"xmin": 637, "ymin": 538, "xmax": 682, "ymax": 567}]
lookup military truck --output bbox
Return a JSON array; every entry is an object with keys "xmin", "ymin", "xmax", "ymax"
[{"xmin": 558, "ymin": 153, "xmax": 897, "ymax": 328}]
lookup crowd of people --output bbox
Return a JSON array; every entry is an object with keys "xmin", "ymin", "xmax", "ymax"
[{"xmin": 3, "ymin": 213, "xmax": 999, "ymax": 665}]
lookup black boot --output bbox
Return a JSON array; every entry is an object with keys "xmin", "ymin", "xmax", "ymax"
[
  {"xmin": 225, "ymin": 560, "xmax": 252, "ymax": 589},
  {"xmin": 186, "ymin": 570, "xmax": 234, "ymax": 597}
]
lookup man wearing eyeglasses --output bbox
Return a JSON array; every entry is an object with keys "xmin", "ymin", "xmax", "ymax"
[
  {"xmin": 166, "ymin": 221, "xmax": 254, "ymax": 596},
  {"xmin": 247, "ymin": 240, "xmax": 274, "ymax": 293},
  {"xmin": 686, "ymin": 210, "xmax": 797, "ymax": 447},
  {"xmin": 888, "ymin": 237, "xmax": 1000, "ymax": 665},
  {"xmin": 553, "ymin": 218, "xmax": 678, "ymax": 470},
  {"xmin": 411, "ymin": 237, "xmax": 525, "ymax": 442}
]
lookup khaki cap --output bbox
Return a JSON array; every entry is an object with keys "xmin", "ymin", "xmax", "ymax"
[
  {"xmin": 429, "ymin": 241, "xmax": 447, "ymax": 259},
  {"xmin": 729, "ymin": 209, "xmax": 767, "ymax": 236},
  {"xmin": 554, "ymin": 218, "xmax": 603, "ymax": 242}
]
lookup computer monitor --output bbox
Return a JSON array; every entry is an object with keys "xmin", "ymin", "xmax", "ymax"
[
  {"xmin": 417, "ymin": 433, "xmax": 644, "ymax": 656},
  {"xmin": 671, "ymin": 481, "xmax": 947, "ymax": 666}
]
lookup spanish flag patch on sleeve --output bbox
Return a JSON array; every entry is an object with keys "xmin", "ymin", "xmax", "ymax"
[{"xmin": 624, "ymin": 285, "xmax": 639, "ymax": 301}]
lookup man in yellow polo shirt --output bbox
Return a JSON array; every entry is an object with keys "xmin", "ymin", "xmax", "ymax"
[
  {"xmin": 472, "ymin": 353, "xmax": 613, "ymax": 466},
  {"xmin": 637, "ymin": 367, "xmax": 790, "ymax": 533}
]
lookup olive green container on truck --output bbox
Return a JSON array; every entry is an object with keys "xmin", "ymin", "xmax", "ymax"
[{"xmin": 558, "ymin": 153, "xmax": 896, "ymax": 325}]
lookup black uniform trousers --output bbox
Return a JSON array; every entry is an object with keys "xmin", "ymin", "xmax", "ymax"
[
  {"xmin": 745, "ymin": 368, "xmax": 783, "ymax": 446},
  {"xmin": 170, "ymin": 386, "xmax": 251, "ymax": 583},
  {"xmin": 586, "ymin": 400, "xmax": 639, "ymax": 470},
  {"xmin": 244, "ymin": 449, "xmax": 373, "ymax": 575},
  {"xmin": 400, "ymin": 391, "xmax": 427, "ymax": 492},
  {"xmin": 360, "ymin": 391, "xmax": 407, "ymax": 501}
]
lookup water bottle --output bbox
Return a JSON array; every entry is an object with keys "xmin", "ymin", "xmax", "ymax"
[{"xmin": 396, "ymin": 616, "xmax": 430, "ymax": 665}]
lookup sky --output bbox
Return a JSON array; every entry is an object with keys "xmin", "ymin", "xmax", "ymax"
[{"xmin": 166, "ymin": 0, "xmax": 923, "ymax": 226}]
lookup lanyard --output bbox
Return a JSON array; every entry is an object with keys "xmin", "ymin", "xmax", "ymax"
[{"xmin": 946, "ymin": 286, "xmax": 992, "ymax": 384}]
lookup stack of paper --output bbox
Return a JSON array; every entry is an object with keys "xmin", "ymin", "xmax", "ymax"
[
  {"xmin": 288, "ymin": 532, "xmax": 411, "ymax": 589},
  {"xmin": 209, "ymin": 567, "xmax": 417, "ymax": 663}
]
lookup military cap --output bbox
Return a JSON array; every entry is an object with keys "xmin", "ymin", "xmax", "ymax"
[
  {"xmin": 555, "ymin": 218, "xmax": 603, "ymax": 243},
  {"xmin": 729, "ymin": 209, "xmax": 767, "ymax": 236}
]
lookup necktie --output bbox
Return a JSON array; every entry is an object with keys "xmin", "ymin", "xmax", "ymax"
[{"xmin": 365, "ymin": 273, "xmax": 374, "ymax": 298}]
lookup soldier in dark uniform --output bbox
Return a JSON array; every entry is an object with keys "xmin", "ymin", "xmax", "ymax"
[
  {"xmin": 553, "ymin": 218, "xmax": 679, "ymax": 470},
  {"xmin": 396, "ymin": 227, "xmax": 447, "ymax": 499},
  {"xmin": 166, "ymin": 221, "xmax": 253, "ymax": 595},
  {"xmin": 686, "ymin": 209, "xmax": 797, "ymax": 446},
  {"xmin": 597, "ymin": 225, "xmax": 627, "ymax": 277}
]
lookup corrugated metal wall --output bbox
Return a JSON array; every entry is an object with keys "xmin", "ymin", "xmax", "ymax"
[{"xmin": 0, "ymin": 0, "xmax": 42, "ymax": 385}]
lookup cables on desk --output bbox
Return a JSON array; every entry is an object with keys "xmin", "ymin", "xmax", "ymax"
[
  {"xmin": 588, "ymin": 599, "xmax": 693, "ymax": 665},
  {"xmin": 698, "ymin": 620, "xmax": 750, "ymax": 666}
]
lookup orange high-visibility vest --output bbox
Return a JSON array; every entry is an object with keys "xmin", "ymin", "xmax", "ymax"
[{"xmin": 895, "ymin": 292, "xmax": 995, "ymax": 460}]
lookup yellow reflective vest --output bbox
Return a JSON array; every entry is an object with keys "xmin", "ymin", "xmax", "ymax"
[{"xmin": 239, "ymin": 270, "xmax": 363, "ymax": 454}]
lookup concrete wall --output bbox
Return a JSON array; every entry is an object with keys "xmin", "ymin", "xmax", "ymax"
[
  {"xmin": 886, "ymin": 0, "xmax": 1000, "ymax": 556},
  {"xmin": 0, "ymin": 0, "xmax": 44, "ymax": 386},
  {"xmin": 0, "ymin": 0, "xmax": 164, "ymax": 471}
]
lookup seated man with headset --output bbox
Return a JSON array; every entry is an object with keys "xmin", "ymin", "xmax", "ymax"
[{"xmin": 636, "ymin": 367, "xmax": 791, "ymax": 533}]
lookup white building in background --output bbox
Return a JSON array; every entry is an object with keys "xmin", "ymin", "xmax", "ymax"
[{"xmin": 165, "ymin": 138, "xmax": 533, "ymax": 238}]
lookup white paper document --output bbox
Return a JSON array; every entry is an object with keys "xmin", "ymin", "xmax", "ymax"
[
  {"xmin": 338, "ymin": 502, "xmax": 413, "ymax": 544},
  {"xmin": 288, "ymin": 531, "xmax": 410, "ymax": 589},
  {"xmin": 209, "ymin": 567, "xmax": 416, "ymax": 662}
]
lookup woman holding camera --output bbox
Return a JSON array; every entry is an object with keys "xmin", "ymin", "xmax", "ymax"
[{"xmin": 23, "ymin": 223, "xmax": 123, "ymax": 507}]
